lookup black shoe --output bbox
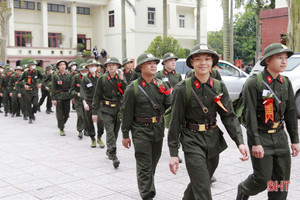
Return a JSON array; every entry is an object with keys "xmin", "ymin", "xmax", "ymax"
[
  {"xmin": 211, "ymin": 176, "xmax": 217, "ymax": 183},
  {"xmin": 113, "ymin": 159, "xmax": 120, "ymax": 168},
  {"xmin": 11, "ymin": 113, "xmax": 15, "ymax": 118},
  {"xmin": 32, "ymin": 115, "xmax": 36, "ymax": 121},
  {"xmin": 78, "ymin": 131, "xmax": 83, "ymax": 139},
  {"xmin": 236, "ymin": 184, "xmax": 249, "ymax": 200},
  {"xmin": 46, "ymin": 110, "xmax": 51, "ymax": 114},
  {"xmin": 23, "ymin": 115, "xmax": 28, "ymax": 120},
  {"xmin": 49, "ymin": 109, "xmax": 54, "ymax": 113},
  {"xmin": 29, "ymin": 118, "xmax": 33, "ymax": 124},
  {"xmin": 4, "ymin": 112, "xmax": 8, "ymax": 117},
  {"xmin": 84, "ymin": 130, "xmax": 89, "ymax": 136},
  {"xmin": 178, "ymin": 156, "xmax": 183, "ymax": 163},
  {"xmin": 16, "ymin": 114, "xmax": 21, "ymax": 117},
  {"xmin": 37, "ymin": 107, "xmax": 41, "ymax": 112}
]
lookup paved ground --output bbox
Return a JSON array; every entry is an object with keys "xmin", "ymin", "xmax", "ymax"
[{"xmin": 0, "ymin": 105, "xmax": 300, "ymax": 200}]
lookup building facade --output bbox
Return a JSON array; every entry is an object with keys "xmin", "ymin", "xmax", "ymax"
[{"xmin": 5, "ymin": 0, "xmax": 208, "ymax": 68}]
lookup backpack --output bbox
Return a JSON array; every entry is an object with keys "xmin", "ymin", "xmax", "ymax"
[{"xmin": 232, "ymin": 72, "xmax": 289, "ymax": 127}]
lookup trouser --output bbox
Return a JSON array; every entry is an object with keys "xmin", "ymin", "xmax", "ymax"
[
  {"xmin": 20, "ymin": 93, "xmax": 27, "ymax": 116},
  {"xmin": 239, "ymin": 149, "xmax": 291, "ymax": 200},
  {"xmin": 39, "ymin": 89, "xmax": 52, "ymax": 111},
  {"xmin": 183, "ymin": 153, "xmax": 220, "ymax": 200},
  {"xmin": 11, "ymin": 91, "xmax": 21, "ymax": 115},
  {"xmin": 25, "ymin": 91, "xmax": 39, "ymax": 119},
  {"xmin": 55, "ymin": 99, "xmax": 70, "ymax": 130},
  {"xmin": 3, "ymin": 91, "xmax": 12, "ymax": 113},
  {"xmin": 133, "ymin": 138, "xmax": 163, "ymax": 200},
  {"xmin": 74, "ymin": 98, "xmax": 85, "ymax": 132},
  {"xmin": 83, "ymin": 100, "xmax": 104, "ymax": 139},
  {"xmin": 102, "ymin": 108, "xmax": 120, "ymax": 159},
  {"xmin": 0, "ymin": 95, "xmax": 2, "ymax": 109}
]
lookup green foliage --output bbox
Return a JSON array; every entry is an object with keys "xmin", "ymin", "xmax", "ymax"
[
  {"xmin": 20, "ymin": 57, "xmax": 34, "ymax": 66},
  {"xmin": 146, "ymin": 36, "xmax": 186, "ymax": 58},
  {"xmin": 77, "ymin": 43, "xmax": 85, "ymax": 52},
  {"xmin": 82, "ymin": 50, "xmax": 91, "ymax": 58},
  {"xmin": 208, "ymin": 30, "xmax": 223, "ymax": 55},
  {"xmin": 72, "ymin": 58, "xmax": 85, "ymax": 66},
  {"xmin": 184, "ymin": 48, "xmax": 190, "ymax": 57},
  {"xmin": 234, "ymin": 11, "xmax": 256, "ymax": 64}
]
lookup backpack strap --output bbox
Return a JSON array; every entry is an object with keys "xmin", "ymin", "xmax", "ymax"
[
  {"xmin": 160, "ymin": 70, "xmax": 163, "ymax": 78},
  {"xmin": 257, "ymin": 72, "xmax": 263, "ymax": 91},
  {"xmin": 213, "ymin": 78, "xmax": 221, "ymax": 94},
  {"xmin": 185, "ymin": 77, "xmax": 192, "ymax": 103},
  {"xmin": 132, "ymin": 79, "xmax": 139, "ymax": 97}
]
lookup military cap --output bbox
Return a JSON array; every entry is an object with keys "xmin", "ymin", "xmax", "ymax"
[
  {"xmin": 15, "ymin": 66, "xmax": 23, "ymax": 71},
  {"xmin": 78, "ymin": 63, "xmax": 87, "ymax": 71},
  {"xmin": 68, "ymin": 61, "xmax": 77, "ymax": 68},
  {"xmin": 103, "ymin": 57, "xmax": 121, "ymax": 68},
  {"xmin": 186, "ymin": 44, "xmax": 219, "ymax": 68},
  {"xmin": 162, "ymin": 52, "xmax": 178, "ymax": 64},
  {"xmin": 55, "ymin": 60, "xmax": 68, "ymax": 69},
  {"xmin": 260, "ymin": 43, "xmax": 294, "ymax": 66},
  {"xmin": 122, "ymin": 58, "xmax": 133, "ymax": 66},
  {"xmin": 28, "ymin": 60, "xmax": 38, "ymax": 66},
  {"xmin": 135, "ymin": 53, "xmax": 160, "ymax": 72},
  {"xmin": 86, "ymin": 59, "xmax": 100, "ymax": 67},
  {"xmin": 5, "ymin": 66, "xmax": 13, "ymax": 72},
  {"xmin": 45, "ymin": 65, "xmax": 52, "ymax": 71},
  {"xmin": 22, "ymin": 64, "xmax": 28, "ymax": 69}
]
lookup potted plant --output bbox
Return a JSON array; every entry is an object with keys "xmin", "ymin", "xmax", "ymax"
[{"xmin": 23, "ymin": 34, "xmax": 33, "ymax": 47}]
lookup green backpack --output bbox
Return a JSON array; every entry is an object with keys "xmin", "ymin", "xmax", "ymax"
[{"xmin": 232, "ymin": 72, "xmax": 288, "ymax": 127}]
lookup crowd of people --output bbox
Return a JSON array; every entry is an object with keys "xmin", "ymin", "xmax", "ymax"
[{"xmin": 0, "ymin": 43, "xmax": 299, "ymax": 200}]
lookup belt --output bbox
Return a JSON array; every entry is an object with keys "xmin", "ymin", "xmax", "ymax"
[
  {"xmin": 56, "ymin": 90, "xmax": 68, "ymax": 93},
  {"xmin": 102, "ymin": 100, "xmax": 120, "ymax": 107},
  {"xmin": 185, "ymin": 121, "xmax": 217, "ymax": 132},
  {"xmin": 134, "ymin": 116, "xmax": 161, "ymax": 125},
  {"xmin": 266, "ymin": 123, "xmax": 284, "ymax": 134}
]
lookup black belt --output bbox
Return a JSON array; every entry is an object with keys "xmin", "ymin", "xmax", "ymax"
[
  {"xmin": 134, "ymin": 116, "xmax": 161, "ymax": 125},
  {"xmin": 56, "ymin": 90, "xmax": 68, "ymax": 93},
  {"xmin": 262, "ymin": 124, "xmax": 284, "ymax": 134},
  {"xmin": 185, "ymin": 121, "xmax": 217, "ymax": 132},
  {"xmin": 102, "ymin": 100, "xmax": 121, "ymax": 107}
]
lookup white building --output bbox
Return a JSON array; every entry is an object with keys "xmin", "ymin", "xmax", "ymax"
[{"xmin": 6, "ymin": 0, "xmax": 208, "ymax": 68}]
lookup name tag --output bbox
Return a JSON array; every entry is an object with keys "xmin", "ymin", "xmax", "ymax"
[
  {"xmin": 262, "ymin": 89, "xmax": 272, "ymax": 98},
  {"xmin": 34, "ymin": 76, "xmax": 38, "ymax": 79},
  {"xmin": 86, "ymin": 83, "xmax": 93, "ymax": 88},
  {"xmin": 57, "ymin": 81, "xmax": 63, "ymax": 85},
  {"xmin": 162, "ymin": 77, "xmax": 169, "ymax": 82}
]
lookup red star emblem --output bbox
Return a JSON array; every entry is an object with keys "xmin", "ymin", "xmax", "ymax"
[
  {"xmin": 141, "ymin": 80, "xmax": 146, "ymax": 87},
  {"xmin": 279, "ymin": 76, "xmax": 283, "ymax": 84},
  {"xmin": 107, "ymin": 76, "xmax": 111, "ymax": 80},
  {"xmin": 267, "ymin": 76, "xmax": 272, "ymax": 83},
  {"xmin": 209, "ymin": 78, "xmax": 214, "ymax": 87},
  {"xmin": 164, "ymin": 70, "xmax": 168, "ymax": 75},
  {"xmin": 194, "ymin": 80, "xmax": 200, "ymax": 89},
  {"xmin": 153, "ymin": 79, "xmax": 157, "ymax": 85}
]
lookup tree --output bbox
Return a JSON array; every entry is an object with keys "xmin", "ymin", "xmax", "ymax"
[
  {"xmin": 287, "ymin": 0, "xmax": 300, "ymax": 52},
  {"xmin": 207, "ymin": 30, "xmax": 223, "ymax": 56},
  {"xmin": 0, "ymin": 0, "xmax": 12, "ymax": 64},
  {"xmin": 146, "ymin": 36, "xmax": 186, "ymax": 58}
]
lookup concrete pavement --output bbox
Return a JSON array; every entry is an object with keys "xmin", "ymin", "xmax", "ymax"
[{"xmin": 0, "ymin": 107, "xmax": 300, "ymax": 199}]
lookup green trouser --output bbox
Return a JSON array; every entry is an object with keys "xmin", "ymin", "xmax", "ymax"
[
  {"xmin": 3, "ymin": 91, "xmax": 12, "ymax": 113},
  {"xmin": 83, "ymin": 100, "xmax": 104, "ymax": 139},
  {"xmin": 74, "ymin": 98, "xmax": 85, "ymax": 132},
  {"xmin": 183, "ymin": 153, "xmax": 219, "ymax": 200},
  {"xmin": 240, "ymin": 148, "xmax": 291, "ymax": 199},
  {"xmin": 25, "ymin": 91, "xmax": 38, "ymax": 119},
  {"xmin": 20, "ymin": 94, "xmax": 27, "ymax": 116},
  {"xmin": 102, "ymin": 108, "xmax": 120, "ymax": 159},
  {"xmin": 55, "ymin": 99, "xmax": 70, "ymax": 130},
  {"xmin": 11, "ymin": 91, "xmax": 21, "ymax": 115},
  {"xmin": 133, "ymin": 137, "xmax": 163, "ymax": 200}
]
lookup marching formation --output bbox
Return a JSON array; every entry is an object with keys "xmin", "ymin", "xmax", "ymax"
[{"xmin": 0, "ymin": 43, "xmax": 299, "ymax": 200}]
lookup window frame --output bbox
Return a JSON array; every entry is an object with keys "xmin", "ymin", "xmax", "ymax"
[
  {"xmin": 15, "ymin": 31, "xmax": 32, "ymax": 47},
  {"xmin": 179, "ymin": 14, "xmax": 185, "ymax": 28},
  {"xmin": 148, "ymin": 7, "xmax": 156, "ymax": 25},
  {"xmin": 48, "ymin": 33, "xmax": 61, "ymax": 48},
  {"xmin": 109, "ymin": 10, "xmax": 115, "ymax": 28}
]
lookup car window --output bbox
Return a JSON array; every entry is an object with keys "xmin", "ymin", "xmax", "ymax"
[
  {"xmin": 216, "ymin": 62, "xmax": 239, "ymax": 77},
  {"xmin": 175, "ymin": 61, "xmax": 192, "ymax": 74},
  {"xmin": 286, "ymin": 57, "xmax": 300, "ymax": 71}
]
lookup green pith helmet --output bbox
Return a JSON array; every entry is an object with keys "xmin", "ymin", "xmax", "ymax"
[
  {"xmin": 135, "ymin": 53, "xmax": 160, "ymax": 72},
  {"xmin": 5, "ymin": 66, "xmax": 13, "ymax": 72},
  {"xmin": 162, "ymin": 52, "xmax": 178, "ymax": 64},
  {"xmin": 68, "ymin": 61, "xmax": 77, "ymax": 68},
  {"xmin": 15, "ymin": 66, "xmax": 23, "ymax": 71},
  {"xmin": 86, "ymin": 59, "xmax": 100, "ymax": 67},
  {"xmin": 122, "ymin": 58, "xmax": 133, "ymax": 66},
  {"xmin": 28, "ymin": 60, "xmax": 38, "ymax": 66},
  {"xmin": 45, "ymin": 65, "xmax": 52, "ymax": 71},
  {"xmin": 78, "ymin": 63, "xmax": 87, "ymax": 71},
  {"xmin": 186, "ymin": 44, "xmax": 219, "ymax": 68},
  {"xmin": 103, "ymin": 57, "xmax": 121, "ymax": 68},
  {"xmin": 22, "ymin": 64, "xmax": 28, "ymax": 69},
  {"xmin": 260, "ymin": 43, "xmax": 294, "ymax": 66},
  {"xmin": 55, "ymin": 60, "xmax": 68, "ymax": 69}
]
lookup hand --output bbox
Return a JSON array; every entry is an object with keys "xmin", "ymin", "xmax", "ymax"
[
  {"xmin": 17, "ymin": 94, "xmax": 22, "ymax": 98},
  {"xmin": 0, "ymin": 93, "xmax": 3, "ymax": 97},
  {"xmin": 84, "ymin": 102, "xmax": 90, "ymax": 111},
  {"xmin": 92, "ymin": 114, "xmax": 98, "ymax": 122},
  {"xmin": 169, "ymin": 157, "xmax": 179, "ymax": 175},
  {"xmin": 252, "ymin": 145, "xmax": 264, "ymax": 158},
  {"xmin": 117, "ymin": 69, "xmax": 124, "ymax": 80},
  {"xmin": 52, "ymin": 100, "xmax": 57, "ymax": 106},
  {"xmin": 37, "ymin": 83, "xmax": 42, "ymax": 88},
  {"xmin": 291, "ymin": 143, "xmax": 300, "ymax": 157},
  {"xmin": 45, "ymin": 86, "xmax": 49, "ymax": 91},
  {"xmin": 238, "ymin": 144, "xmax": 250, "ymax": 161},
  {"xmin": 77, "ymin": 93, "xmax": 80, "ymax": 97},
  {"xmin": 122, "ymin": 138, "xmax": 131, "ymax": 149},
  {"xmin": 9, "ymin": 93, "xmax": 13, "ymax": 97},
  {"xmin": 24, "ymin": 85, "xmax": 30, "ymax": 90}
]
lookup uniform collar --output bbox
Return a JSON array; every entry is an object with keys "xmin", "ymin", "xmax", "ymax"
[
  {"xmin": 139, "ymin": 77, "xmax": 157, "ymax": 88},
  {"xmin": 29, "ymin": 70, "xmax": 36, "ymax": 73},
  {"xmin": 191, "ymin": 73, "xmax": 214, "ymax": 90},
  {"xmin": 124, "ymin": 69, "xmax": 132, "ymax": 74},
  {"xmin": 263, "ymin": 68, "xmax": 284, "ymax": 84},
  {"xmin": 59, "ymin": 72, "xmax": 68, "ymax": 76},
  {"xmin": 88, "ymin": 72, "xmax": 99, "ymax": 78},
  {"xmin": 163, "ymin": 67, "xmax": 175, "ymax": 75},
  {"xmin": 106, "ymin": 72, "xmax": 118, "ymax": 80}
]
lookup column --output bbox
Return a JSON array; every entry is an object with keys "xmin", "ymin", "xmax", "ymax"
[
  {"xmin": 71, "ymin": 2, "xmax": 77, "ymax": 48},
  {"xmin": 41, "ymin": 0, "xmax": 48, "ymax": 47},
  {"xmin": 169, "ymin": 4, "xmax": 177, "ymax": 35},
  {"xmin": 8, "ymin": 0, "xmax": 15, "ymax": 46}
]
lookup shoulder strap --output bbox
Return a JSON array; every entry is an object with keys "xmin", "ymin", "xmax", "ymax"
[
  {"xmin": 257, "ymin": 72, "xmax": 263, "ymax": 91},
  {"xmin": 213, "ymin": 79, "xmax": 221, "ymax": 94},
  {"xmin": 185, "ymin": 77, "xmax": 192, "ymax": 103},
  {"xmin": 102, "ymin": 74, "xmax": 107, "ymax": 85},
  {"xmin": 160, "ymin": 70, "xmax": 163, "ymax": 78}
]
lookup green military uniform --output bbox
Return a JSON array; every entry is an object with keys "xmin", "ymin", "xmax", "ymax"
[
  {"xmin": 70, "ymin": 63, "xmax": 86, "ymax": 139},
  {"xmin": 19, "ymin": 60, "xmax": 43, "ymax": 123},
  {"xmin": 10, "ymin": 67, "xmax": 23, "ymax": 117},
  {"xmin": 18, "ymin": 65, "xmax": 29, "ymax": 120},
  {"xmin": 185, "ymin": 68, "xmax": 222, "ymax": 80},
  {"xmin": 38, "ymin": 65, "xmax": 53, "ymax": 114},
  {"xmin": 122, "ymin": 58, "xmax": 136, "ymax": 84},
  {"xmin": 168, "ymin": 44, "xmax": 244, "ymax": 200},
  {"xmin": 0, "ymin": 65, "xmax": 4, "ymax": 113},
  {"xmin": 51, "ymin": 60, "xmax": 72, "ymax": 135},
  {"xmin": 0, "ymin": 66, "xmax": 13, "ymax": 116},
  {"xmin": 92, "ymin": 57, "xmax": 127, "ymax": 168},
  {"xmin": 122, "ymin": 53, "xmax": 172, "ymax": 200},
  {"xmin": 80, "ymin": 59, "xmax": 104, "ymax": 146},
  {"xmin": 237, "ymin": 43, "xmax": 299, "ymax": 200}
]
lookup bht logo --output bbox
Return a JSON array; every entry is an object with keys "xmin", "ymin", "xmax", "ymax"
[{"xmin": 267, "ymin": 181, "xmax": 290, "ymax": 192}]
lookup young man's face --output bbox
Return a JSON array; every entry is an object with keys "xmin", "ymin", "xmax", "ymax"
[
  {"xmin": 164, "ymin": 59, "xmax": 176, "ymax": 70},
  {"xmin": 80, "ymin": 69, "xmax": 88, "ymax": 75},
  {"xmin": 190, "ymin": 53, "xmax": 213, "ymax": 75},
  {"xmin": 140, "ymin": 61, "xmax": 157, "ymax": 76},
  {"xmin": 58, "ymin": 62, "xmax": 66, "ymax": 71},
  {"xmin": 15, "ymin": 70, "xmax": 22, "ymax": 75},
  {"xmin": 106, "ymin": 63, "xmax": 118, "ymax": 73},
  {"xmin": 124, "ymin": 62, "xmax": 133, "ymax": 70},
  {"xmin": 266, "ymin": 52, "xmax": 288, "ymax": 74}
]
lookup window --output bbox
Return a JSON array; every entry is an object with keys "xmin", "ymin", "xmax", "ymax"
[
  {"xmin": 14, "ymin": 0, "xmax": 35, "ymax": 10},
  {"xmin": 37, "ymin": 2, "xmax": 40, "ymax": 10},
  {"xmin": 15, "ymin": 31, "xmax": 31, "ymax": 47},
  {"xmin": 48, "ymin": 33, "xmax": 61, "ymax": 48},
  {"xmin": 48, "ymin": 3, "xmax": 65, "ymax": 13},
  {"xmin": 179, "ymin": 15, "xmax": 185, "ymax": 28},
  {"xmin": 148, "ymin": 7, "xmax": 155, "ymax": 25},
  {"xmin": 77, "ymin": 7, "xmax": 90, "ymax": 15},
  {"xmin": 109, "ymin": 10, "xmax": 115, "ymax": 27},
  {"xmin": 216, "ymin": 63, "xmax": 239, "ymax": 77}
]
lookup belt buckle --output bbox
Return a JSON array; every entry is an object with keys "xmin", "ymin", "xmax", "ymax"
[
  {"xmin": 111, "ymin": 104, "xmax": 116, "ymax": 107},
  {"xmin": 105, "ymin": 100, "xmax": 110, "ymax": 105},
  {"xmin": 268, "ymin": 129, "xmax": 276, "ymax": 134},
  {"xmin": 272, "ymin": 122, "xmax": 279, "ymax": 129},
  {"xmin": 198, "ymin": 124, "xmax": 206, "ymax": 132},
  {"xmin": 152, "ymin": 117, "xmax": 158, "ymax": 123}
]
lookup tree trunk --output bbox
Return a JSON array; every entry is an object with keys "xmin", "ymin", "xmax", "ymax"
[
  {"xmin": 287, "ymin": 0, "xmax": 300, "ymax": 52},
  {"xmin": 163, "ymin": 0, "xmax": 168, "ymax": 41},
  {"xmin": 121, "ymin": 0, "xmax": 127, "ymax": 60},
  {"xmin": 0, "ymin": 1, "xmax": 12, "ymax": 65},
  {"xmin": 223, "ymin": 0, "xmax": 230, "ymax": 62},
  {"xmin": 229, "ymin": 0, "xmax": 234, "ymax": 63},
  {"xmin": 196, "ymin": 0, "xmax": 201, "ymax": 44}
]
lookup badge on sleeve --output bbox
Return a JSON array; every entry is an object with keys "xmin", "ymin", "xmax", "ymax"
[{"xmin": 57, "ymin": 80, "xmax": 63, "ymax": 85}]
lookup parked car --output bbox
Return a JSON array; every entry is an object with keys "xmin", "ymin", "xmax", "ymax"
[
  {"xmin": 250, "ymin": 53, "xmax": 300, "ymax": 118},
  {"xmin": 158, "ymin": 59, "xmax": 248, "ymax": 99}
]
